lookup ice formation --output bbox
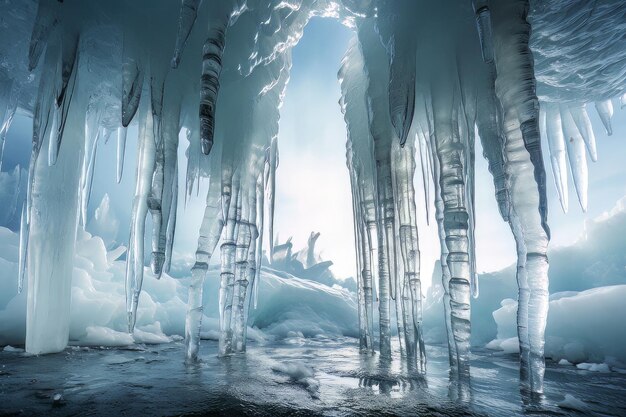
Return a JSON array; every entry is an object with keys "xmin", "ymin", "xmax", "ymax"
[{"xmin": 0, "ymin": 0, "xmax": 625, "ymax": 400}]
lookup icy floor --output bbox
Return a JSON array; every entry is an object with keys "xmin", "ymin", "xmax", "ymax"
[{"xmin": 1, "ymin": 338, "xmax": 625, "ymax": 416}]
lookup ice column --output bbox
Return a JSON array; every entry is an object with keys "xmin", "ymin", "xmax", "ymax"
[
  {"xmin": 339, "ymin": 39, "xmax": 376, "ymax": 352},
  {"xmin": 492, "ymin": 0, "xmax": 550, "ymax": 394},
  {"xmin": 26, "ymin": 52, "xmax": 87, "ymax": 355},
  {"xmin": 185, "ymin": 177, "xmax": 224, "ymax": 361},
  {"xmin": 391, "ymin": 138, "xmax": 426, "ymax": 369}
]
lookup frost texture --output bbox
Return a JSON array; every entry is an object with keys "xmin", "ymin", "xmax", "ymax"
[{"xmin": 0, "ymin": 0, "xmax": 625, "ymax": 400}]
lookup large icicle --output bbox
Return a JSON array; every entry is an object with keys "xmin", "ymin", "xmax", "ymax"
[
  {"xmin": 218, "ymin": 168, "xmax": 240, "ymax": 356},
  {"xmin": 376, "ymin": 0, "xmax": 417, "ymax": 146},
  {"xmin": 171, "ymin": 0, "xmax": 202, "ymax": 69},
  {"xmin": 149, "ymin": 99, "xmax": 181, "ymax": 278},
  {"xmin": 492, "ymin": 0, "xmax": 550, "ymax": 395},
  {"xmin": 339, "ymin": 38, "xmax": 376, "ymax": 353},
  {"xmin": 267, "ymin": 136, "xmax": 278, "ymax": 257},
  {"xmin": 391, "ymin": 138, "xmax": 426, "ymax": 370},
  {"xmin": 359, "ymin": 22, "xmax": 398, "ymax": 359},
  {"xmin": 544, "ymin": 103, "xmax": 568, "ymax": 213},
  {"xmin": 594, "ymin": 99, "xmax": 613, "ymax": 136},
  {"xmin": 125, "ymin": 106, "xmax": 157, "ymax": 333},
  {"xmin": 199, "ymin": 4, "xmax": 230, "ymax": 155},
  {"xmin": 560, "ymin": 105, "xmax": 588, "ymax": 212},
  {"xmin": 116, "ymin": 126, "xmax": 127, "ymax": 183},
  {"xmin": 0, "ymin": 80, "xmax": 19, "ymax": 171},
  {"xmin": 26, "ymin": 54, "xmax": 87, "ymax": 354},
  {"xmin": 568, "ymin": 103, "xmax": 597, "ymax": 162},
  {"xmin": 185, "ymin": 177, "xmax": 224, "ymax": 362}
]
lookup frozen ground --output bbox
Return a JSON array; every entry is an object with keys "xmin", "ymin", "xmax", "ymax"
[{"xmin": 1, "ymin": 338, "xmax": 625, "ymax": 416}]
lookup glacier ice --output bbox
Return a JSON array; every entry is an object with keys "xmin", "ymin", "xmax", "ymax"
[{"xmin": 0, "ymin": 0, "xmax": 624, "ymax": 401}]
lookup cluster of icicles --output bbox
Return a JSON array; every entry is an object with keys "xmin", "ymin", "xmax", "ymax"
[{"xmin": 1, "ymin": 0, "xmax": 624, "ymax": 401}]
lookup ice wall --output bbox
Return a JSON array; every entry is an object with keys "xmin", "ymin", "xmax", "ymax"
[{"xmin": 0, "ymin": 0, "xmax": 624, "ymax": 400}]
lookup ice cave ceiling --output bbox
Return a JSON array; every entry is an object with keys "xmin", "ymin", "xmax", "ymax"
[{"xmin": 0, "ymin": 0, "xmax": 624, "ymax": 399}]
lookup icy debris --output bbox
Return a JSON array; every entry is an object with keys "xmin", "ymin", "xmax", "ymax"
[
  {"xmin": 2, "ymin": 345, "xmax": 24, "ymax": 352},
  {"xmin": 557, "ymin": 394, "xmax": 587, "ymax": 412},
  {"xmin": 271, "ymin": 362, "xmax": 320, "ymax": 395},
  {"xmin": 558, "ymin": 359, "xmax": 572, "ymax": 366},
  {"xmin": 576, "ymin": 362, "xmax": 611, "ymax": 373}
]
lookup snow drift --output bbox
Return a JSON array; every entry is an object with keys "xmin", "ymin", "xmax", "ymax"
[
  {"xmin": 489, "ymin": 286, "xmax": 626, "ymax": 366},
  {"xmin": 0, "ymin": 226, "xmax": 357, "ymax": 348}
]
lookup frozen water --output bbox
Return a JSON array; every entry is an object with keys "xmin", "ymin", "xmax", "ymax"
[{"xmin": 0, "ymin": 0, "xmax": 625, "ymax": 408}]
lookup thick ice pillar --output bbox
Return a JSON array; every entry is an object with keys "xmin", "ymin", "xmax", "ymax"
[
  {"xmin": 492, "ymin": 0, "xmax": 550, "ymax": 394},
  {"xmin": 431, "ymin": 84, "xmax": 472, "ymax": 383},
  {"xmin": 391, "ymin": 138, "xmax": 426, "ymax": 369},
  {"xmin": 26, "ymin": 70, "xmax": 86, "ymax": 355},
  {"xmin": 185, "ymin": 177, "xmax": 224, "ymax": 361}
]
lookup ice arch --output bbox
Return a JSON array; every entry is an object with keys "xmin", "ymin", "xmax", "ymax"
[{"xmin": 0, "ymin": 0, "xmax": 624, "ymax": 399}]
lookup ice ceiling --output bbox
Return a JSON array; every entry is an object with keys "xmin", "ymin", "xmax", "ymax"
[{"xmin": 1, "ymin": 0, "xmax": 625, "ymax": 399}]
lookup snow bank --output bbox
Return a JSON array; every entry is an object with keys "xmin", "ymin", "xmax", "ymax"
[
  {"xmin": 0, "ymin": 227, "xmax": 357, "ymax": 348},
  {"xmin": 424, "ymin": 196, "xmax": 626, "ymax": 346},
  {"xmin": 488, "ymin": 286, "xmax": 626, "ymax": 366}
]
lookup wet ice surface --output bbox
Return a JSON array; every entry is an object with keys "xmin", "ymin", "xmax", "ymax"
[{"xmin": 1, "ymin": 338, "xmax": 625, "ymax": 416}]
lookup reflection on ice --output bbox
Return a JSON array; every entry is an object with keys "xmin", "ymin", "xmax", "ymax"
[{"xmin": 2, "ymin": 338, "xmax": 625, "ymax": 416}]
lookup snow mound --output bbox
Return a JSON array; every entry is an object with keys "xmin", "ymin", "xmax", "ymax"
[
  {"xmin": 489, "ymin": 285, "xmax": 626, "ymax": 366},
  {"xmin": 557, "ymin": 394, "xmax": 588, "ymax": 412},
  {"xmin": 0, "ymin": 227, "xmax": 357, "ymax": 348}
]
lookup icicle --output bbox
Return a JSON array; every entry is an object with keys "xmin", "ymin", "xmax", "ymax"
[
  {"xmin": 431, "ymin": 88, "xmax": 472, "ymax": 383},
  {"xmin": 359, "ymin": 21, "xmax": 399, "ymax": 359},
  {"xmin": 339, "ymin": 38, "xmax": 376, "ymax": 352},
  {"xmin": 172, "ymin": 0, "xmax": 201, "ymax": 68},
  {"xmin": 150, "ymin": 100, "xmax": 181, "ymax": 277},
  {"xmin": 620, "ymin": 93, "xmax": 626, "ymax": 109},
  {"xmin": 26, "ymin": 55, "xmax": 87, "ymax": 354},
  {"xmin": 17, "ymin": 203, "xmax": 28, "ymax": 294},
  {"xmin": 416, "ymin": 129, "xmax": 431, "ymax": 225},
  {"xmin": 560, "ymin": 105, "xmax": 588, "ymax": 212},
  {"xmin": 431, "ymin": 141, "xmax": 456, "ymax": 372},
  {"xmin": 148, "ymin": 141, "xmax": 165, "ymax": 277},
  {"xmin": 492, "ymin": 0, "xmax": 550, "ymax": 394},
  {"xmin": 219, "ymin": 170, "xmax": 240, "ymax": 356},
  {"xmin": 252, "ymin": 156, "xmax": 268, "ymax": 310},
  {"xmin": 391, "ymin": 138, "xmax": 426, "ymax": 369},
  {"xmin": 121, "ymin": 20, "xmax": 144, "ymax": 128},
  {"xmin": 545, "ymin": 103, "xmax": 569, "ymax": 213},
  {"xmin": 472, "ymin": 0, "xmax": 494, "ymax": 63},
  {"xmin": 49, "ymin": 32, "xmax": 80, "ymax": 166},
  {"xmin": 594, "ymin": 99, "xmax": 613, "ymax": 136},
  {"xmin": 116, "ymin": 126, "xmax": 127, "ymax": 183},
  {"xmin": 376, "ymin": 0, "xmax": 417, "ymax": 146},
  {"xmin": 164, "ymin": 160, "xmax": 178, "ymax": 273},
  {"xmin": 0, "ymin": 81, "xmax": 19, "ymax": 171},
  {"xmin": 267, "ymin": 136, "xmax": 278, "ymax": 257},
  {"xmin": 474, "ymin": 58, "xmax": 510, "ymax": 223},
  {"xmin": 200, "ymin": 12, "xmax": 228, "ymax": 155},
  {"xmin": 125, "ymin": 108, "xmax": 156, "ymax": 333},
  {"xmin": 185, "ymin": 127, "xmax": 201, "ymax": 197},
  {"xmin": 79, "ymin": 121, "xmax": 101, "ymax": 227},
  {"xmin": 185, "ymin": 177, "xmax": 224, "ymax": 362},
  {"xmin": 28, "ymin": 0, "xmax": 61, "ymax": 71},
  {"xmin": 568, "ymin": 103, "xmax": 597, "ymax": 163}
]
